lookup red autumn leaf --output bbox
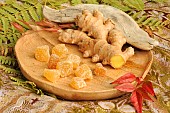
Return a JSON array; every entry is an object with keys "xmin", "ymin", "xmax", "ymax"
[
  {"xmin": 115, "ymin": 83, "xmax": 135, "ymax": 92},
  {"xmin": 11, "ymin": 22, "xmax": 25, "ymax": 33},
  {"xmin": 42, "ymin": 28, "xmax": 61, "ymax": 32},
  {"xmin": 136, "ymin": 77, "xmax": 143, "ymax": 85},
  {"xmin": 130, "ymin": 90, "xmax": 143, "ymax": 113},
  {"xmin": 136, "ymin": 87, "xmax": 153, "ymax": 101},
  {"xmin": 111, "ymin": 73, "xmax": 136, "ymax": 84},
  {"xmin": 142, "ymin": 81, "xmax": 155, "ymax": 96}
]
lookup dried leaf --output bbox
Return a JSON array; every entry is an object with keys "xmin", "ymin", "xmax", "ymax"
[
  {"xmin": 115, "ymin": 83, "xmax": 135, "ymax": 92},
  {"xmin": 11, "ymin": 22, "xmax": 25, "ymax": 33},
  {"xmin": 59, "ymin": 23, "xmax": 75, "ymax": 29},
  {"xmin": 130, "ymin": 91, "xmax": 143, "ymax": 113},
  {"xmin": 19, "ymin": 20, "xmax": 30, "ymax": 28},
  {"xmin": 35, "ymin": 20, "xmax": 56, "ymax": 28},
  {"xmin": 111, "ymin": 73, "xmax": 136, "ymax": 84},
  {"xmin": 142, "ymin": 81, "xmax": 155, "ymax": 96},
  {"xmin": 136, "ymin": 87, "xmax": 153, "ymax": 101},
  {"xmin": 42, "ymin": 28, "xmax": 60, "ymax": 32}
]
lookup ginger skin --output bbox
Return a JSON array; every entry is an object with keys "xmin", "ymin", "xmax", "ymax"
[
  {"xmin": 75, "ymin": 10, "xmax": 115, "ymax": 40},
  {"xmin": 58, "ymin": 10, "xmax": 135, "ymax": 68},
  {"xmin": 58, "ymin": 29, "xmax": 134, "ymax": 68}
]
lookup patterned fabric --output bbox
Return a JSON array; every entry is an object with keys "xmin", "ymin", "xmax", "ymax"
[{"xmin": 0, "ymin": 1, "xmax": 170, "ymax": 113}]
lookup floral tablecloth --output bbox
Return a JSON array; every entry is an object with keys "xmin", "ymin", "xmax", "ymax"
[{"xmin": 0, "ymin": 1, "xmax": 170, "ymax": 113}]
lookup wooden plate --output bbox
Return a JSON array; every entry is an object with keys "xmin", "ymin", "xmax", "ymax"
[{"xmin": 15, "ymin": 31, "xmax": 153, "ymax": 100}]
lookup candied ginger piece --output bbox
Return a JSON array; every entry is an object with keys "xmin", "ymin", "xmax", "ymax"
[
  {"xmin": 52, "ymin": 44, "xmax": 68, "ymax": 57},
  {"xmin": 56, "ymin": 61, "xmax": 73, "ymax": 77},
  {"xmin": 48, "ymin": 54, "xmax": 60, "ymax": 69},
  {"xmin": 66, "ymin": 54, "xmax": 81, "ymax": 69},
  {"xmin": 75, "ymin": 64, "xmax": 93, "ymax": 80},
  {"xmin": 43, "ymin": 69, "xmax": 61, "ymax": 82},
  {"xmin": 70, "ymin": 77, "xmax": 87, "ymax": 90},
  {"xmin": 35, "ymin": 45, "xmax": 50, "ymax": 62},
  {"xmin": 94, "ymin": 63, "xmax": 107, "ymax": 76}
]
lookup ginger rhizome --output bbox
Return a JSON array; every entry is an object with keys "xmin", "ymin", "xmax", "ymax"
[
  {"xmin": 58, "ymin": 10, "xmax": 134, "ymax": 68},
  {"xmin": 59, "ymin": 29, "xmax": 133, "ymax": 68},
  {"xmin": 75, "ymin": 10, "xmax": 115, "ymax": 40}
]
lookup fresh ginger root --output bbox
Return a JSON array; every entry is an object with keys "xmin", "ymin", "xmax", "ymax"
[
  {"xmin": 107, "ymin": 29, "xmax": 134, "ymax": 68},
  {"xmin": 58, "ymin": 29, "xmax": 134, "ymax": 68},
  {"xmin": 58, "ymin": 29, "xmax": 95, "ymax": 58},
  {"xmin": 58, "ymin": 10, "xmax": 135, "ymax": 68},
  {"xmin": 75, "ymin": 10, "xmax": 115, "ymax": 39}
]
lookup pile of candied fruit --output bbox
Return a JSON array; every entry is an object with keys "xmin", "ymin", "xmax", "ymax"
[{"xmin": 35, "ymin": 44, "xmax": 107, "ymax": 90}]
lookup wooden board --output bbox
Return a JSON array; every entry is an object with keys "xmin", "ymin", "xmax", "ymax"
[{"xmin": 15, "ymin": 31, "xmax": 153, "ymax": 100}]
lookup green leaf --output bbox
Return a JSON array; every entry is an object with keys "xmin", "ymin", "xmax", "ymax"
[
  {"xmin": 123, "ymin": 0, "xmax": 144, "ymax": 11},
  {"xmin": 1, "ymin": 17, "xmax": 9, "ymax": 34},
  {"xmin": 35, "ymin": 3, "xmax": 43, "ymax": 21},
  {"xmin": 137, "ymin": 16, "xmax": 147, "ymax": 24},
  {"xmin": 14, "ymin": 13, "xmax": 23, "ymax": 20},
  {"xmin": 28, "ymin": 7, "xmax": 39, "ymax": 21},
  {"xmin": 0, "ymin": 8, "xmax": 9, "ymax": 17},
  {"xmin": 149, "ymin": 0, "xmax": 168, "ymax": 3},
  {"xmin": 0, "ymin": 65, "xmax": 21, "ymax": 74},
  {"xmin": 49, "ymin": 0, "xmax": 69, "ymax": 9},
  {"xmin": 0, "ymin": 34, "xmax": 7, "ymax": 42},
  {"xmin": 7, "ymin": 16, "xmax": 16, "ymax": 33},
  {"xmin": 22, "ymin": 2, "xmax": 32, "ymax": 9},
  {"xmin": 0, "ymin": 56, "xmax": 17, "ymax": 66},
  {"xmin": 19, "ymin": 0, "xmax": 38, "ymax": 5},
  {"xmin": 86, "ymin": 0, "xmax": 99, "ymax": 4},
  {"xmin": 71, "ymin": 0, "xmax": 82, "ymax": 5},
  {"xmin": 128, "ymin": 11, "xmax": 163, "ymax": 30},
  {"xmin": 142, "ymin": 17, "xmax": 154, "ymax": 25},
  {"xmin": 2, "ymin": 6, "xmax": 18, "ymax": 14},
  {"xmin": 21, "ymin": 10, "xmax": 31, "ymax": 22},
  {"xmin": 101, "ymin": 0, "xmax": 131, "ymax": 11},
  {"xmin": 10, "ymin": 76, "xmax": 44, "ymax": 95},
  {"xmin": 7, "ymin": 14, "xmax": 30, "ymax": 29},
  {"xmin": 4, "ymin": 0, "xmax": 16, "ymax": 4},
  {"xmin": 11, "ymin": 3, "xmax": 25, "ymax": 11}
]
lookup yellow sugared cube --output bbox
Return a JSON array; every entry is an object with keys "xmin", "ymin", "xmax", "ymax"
[
  {"xmin": 94, "ymin": 63, "xmax": 107, "ymax": 76},
  {"xmin": 35, "ymin": 45, "xmax": 50, "ymax": 62},
  {"xmin": 75, "ymin": 64, "xmax": 93, "ymax": 80},
  {"xmin": 56, "ymin": 61, "xmax": 73, "ymax": 77},
  {"xmin": 70, "ymin": 77, "xmax": 87, "ymax": 90},
  {"xmin": 43, "ymin": 69, "xmax": 61, "ymax": 82},
  {"xmin": 48, "ymin": 54, "xmax": 60, "ymax": 69},
  {"xmin": 66, "ymin": 54, "xmax": 81, "ymax": 69},
  {"xmin": 52, "ymin": 44, "xmax": 68, "ymax": 57}
]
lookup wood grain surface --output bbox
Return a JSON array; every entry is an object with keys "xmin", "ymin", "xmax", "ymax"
[{"xmin": 15, "ymin": 31, "xmax": 153, "ymax": 100}]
